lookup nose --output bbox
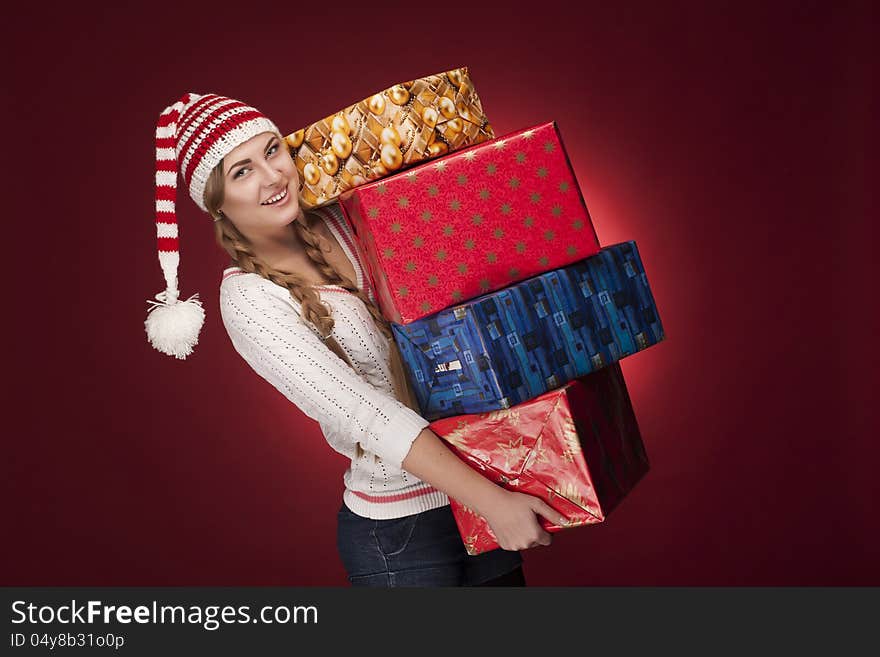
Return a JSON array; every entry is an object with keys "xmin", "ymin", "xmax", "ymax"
[{"xmin": 262, "ymin": 165, "xmax": 282, "ymax": 186}]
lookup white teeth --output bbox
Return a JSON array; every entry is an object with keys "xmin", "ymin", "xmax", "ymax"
[{"xmin": 261, "ymin": 188, "xmax": 288, "ymax": 205}]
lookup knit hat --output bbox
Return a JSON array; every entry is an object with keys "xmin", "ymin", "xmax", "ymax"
[{"xmin": 145, "ymin": 92, "xmax": 281, "ymax": 359}]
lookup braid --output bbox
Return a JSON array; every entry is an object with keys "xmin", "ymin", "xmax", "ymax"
[
  {"xmin": 293, "ymin": 212, "xmax": 394, "ymax": 340},
  {"xmin": 214, "ymin": 217, "xmax": 336, "ymax": 338},
  {"xmin": 203, "ymin": 154, "xmax": 419, "ymax": 411}
]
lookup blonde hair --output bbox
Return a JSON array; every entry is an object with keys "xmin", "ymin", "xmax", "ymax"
[{"xmin": 204, "ymin": 144, "xmax": 418, "ymax": 409}]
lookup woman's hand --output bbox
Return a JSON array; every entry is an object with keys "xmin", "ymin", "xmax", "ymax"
[
  {"xmin": 481, "ymin": 489, "xmax": 566, "ymax": 551},
  {"xmin": 401, "ymin": 428, "xmax": 566, "ymax": 551}
]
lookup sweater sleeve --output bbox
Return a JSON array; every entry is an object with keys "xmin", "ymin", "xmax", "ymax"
[{"xmin": 219, "ymin": 275, "xmax": 429, "ymax": 469}]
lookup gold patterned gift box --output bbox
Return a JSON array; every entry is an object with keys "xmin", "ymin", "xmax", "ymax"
[
  {"xmin": 428, "ymin": 364, "xmax": 649, "ymax": 556},
  {"xmin": 285, "ymin": 67, "xmax": 494, "ymax": 209}
]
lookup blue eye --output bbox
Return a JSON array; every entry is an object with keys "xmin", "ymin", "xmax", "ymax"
[{"xmin": 232, "ymin": 143, "xmax": 280, "ymax": 179}]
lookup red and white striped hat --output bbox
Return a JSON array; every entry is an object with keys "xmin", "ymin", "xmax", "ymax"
[{"xmin": 146, "ymin": 92, "xmax": 280, "ymax": 360}]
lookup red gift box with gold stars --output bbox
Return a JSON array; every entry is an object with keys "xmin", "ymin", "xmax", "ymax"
[
  {"xmin": 338, "ymin": 121, "xmax": 601, "ymax": 324},
  {"xmin": 428, "ymin": 364, "xmax": 649, "ymax": 556}
]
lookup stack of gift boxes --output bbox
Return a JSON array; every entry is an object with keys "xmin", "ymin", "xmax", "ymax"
[{"xmin": 286, "ymin": 67, "xmax": 665, "ymax": 555}]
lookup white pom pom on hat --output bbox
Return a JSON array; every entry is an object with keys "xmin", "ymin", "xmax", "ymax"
[{"xmin": 146, "ymin": 92, "xmax": 280, "ymax": 359}]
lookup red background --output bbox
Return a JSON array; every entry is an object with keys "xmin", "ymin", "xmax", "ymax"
[{"xmin": 3, "ymin": 1, "xmax": 876, "ymax": 585}]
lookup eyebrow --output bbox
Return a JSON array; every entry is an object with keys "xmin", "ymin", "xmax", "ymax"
[{"xmin": 226, "ymin": 136, "xmax": 279, "ymax": 176}]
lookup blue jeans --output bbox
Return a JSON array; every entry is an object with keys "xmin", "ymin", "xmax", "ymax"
[{"xmin": 336, "ymin": 501, "xmax": 524, "ymax": 587}]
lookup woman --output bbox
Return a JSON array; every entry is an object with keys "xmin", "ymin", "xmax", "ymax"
[{"xmin": 145, "ymin": 92, "xmax": 565, "ymax": 587}]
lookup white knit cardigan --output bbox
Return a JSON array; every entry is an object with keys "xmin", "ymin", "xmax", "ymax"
[{"xmin": 218, "ymin": 204, "xmax": 449, "ymax": 519}]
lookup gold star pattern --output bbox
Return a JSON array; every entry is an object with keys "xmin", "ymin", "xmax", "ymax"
[
  {"xmin": 382, "ymin": 247, "xmax": 395, "ymax": 259},
  {"xmin": 524, "ymin": 216, "xmax": 535, "ymax": 228},
  {"xmin": 427, "ymin": 274, "xmax": 439, "ymax": 287},
  {"xmin": 526, "ymin": 437, "xmax": 552, "ymax": 467},
  {"xmin": 522, "ymin": 130, "xmax": 535, "ymax": 140},
  {"xmin": 463, "ymin": 151, "xmax": 477, "ymax": 162},
  {"xmin": 486, "ymin": 163, "xmax": 498, "ymax": 175},
  {"xmin": 427, "ymin": 185, "xmax": 439, "ymax": 197},
  {"xmin": 443, "ymin": 420, "xmax": 471, "ymax": 449},
  {"xmin": 479, "ymin": 188, "xmax": 491, "ymax": 200},
  {"xmin": 558, "ymin": 181, "xmax": 570, "ymax": 192},
  {"xmin": 572, "ymin": 219, "xmax": 584, "ymax": 230},
  {"xmin": 486, "ymin": 252, "xmax": 497, "ymax": 263},
  {"xmin": 538, "ymin": 255, "xmax": 550, "ymax": 266},
  {"xmin": 557, "ymin": 481, "xmax": 589, "ymax": 511},
  {"xmin": 515, "ymin": 152, "xmax": 527, "ymax": 164},
  {"xmin": 390, "ymin": 221, "xmax": 402, "ymax": 233},
  {"xmin": 561, "ymin": 415, "xmax": 580, "ymax": 458},
  {"xmin": 420, "ymin": 300, "xmax": 432, "ymax": 312},
  {"xmin": 544, "ymin": 229, "xmax": 556, "ymax": 241},
  {"xmin": 449, "ymin": 199, "xmax": 461, "ymax": 211},
  {"xmin": 493, "ymin": 139, "xmax": 508, "ymax": 150},
  {"xmin": 471, "ymin": 213, "xmax": 484, "ymax": 225},
  {"xmin": 551, "ymin": 204, "xmax": 562, "ymax": 216},
  {"xmin": 515, "ymin": 241, "xmax": 526, "ymax": 254},
  {"xmin": 412, "ymin": 236, "xmax": 424, "ymax": 248},
  {"xmin": 420, "ymin": 209, "xmax": 432, "ymax": 222},
  {"xmin": 479, "ymin": 278, "xmax": 491, "ymax": 291},
  {"xmin": 536, "ymin": 166, "xmax": 548, "ymax": 179},
  {"xmin": 397, "ymin": 196, "xmax": 409, "ymax": 208},
  {"xmin": 435, "ymin": 249, "xmax": 447, "ymax": 261},
  {"xmin": 376, "ymin": 184, "xmax": 387, "ymax": 195},
  {"xmin": 434, "ymin": 161, "xmax": 447, "ymax": 172},
  {"xmin": 464, "ymin": 238, "xmax": 476, "ymax": 250},
  {"xmin": 566, "ymin": 244, "xmax": 578, "ymax": 256},
  {"xmin": 508, "ymin": 177, "xmax": 520, "ymax": 189},
  {"xmin": 398, "ymin": 286, "xmax": 409, "ymax": 298},
  {"xmin": 457, "ymin": 174, "xmax": 468, "ymax": 186},
  {"xmin": 508, "ymin": 267, "xmax": 520, "ymax": 279},
  {"xmin": 451, "ymin": 289, "xmax": 463, "ymax": 301},
  {"xmin": 483, "ymin": 409, "xmax": 509, "ymax": 425},
  {"xmin": 493, "ymin": 227, "xmax": 505, "ymax": 238},
  {"xmin": 543, "ymin": 141, "xmax": 556, "ymax": 153},
  {"xmin": 405, "ymin": 261, "xmax": 417, "ymax": 272},
  {"xmin": 457, "ymin": 262, "xmax": 468, "ymax": 274},
  {"xmin": 442, "ymin": 225, "xmax": 454, "ymax": 237},
  {"xmin": 500, "ymin": 204, "xmax": 511, "ymax": 216},
  {"xmin": 496, "ymin": 436, "xmax": 529, "ymax": 471},
  {"xmin": 530, "ymin": 191, "xmax": 541, "ymax": 204},
  {"xmin": 406, "ymin": 171, "xmax": 418, "ymax": 183},
  {"xmin": 368, "ymin": 206, "xmax": 379, "ymax": 218}
]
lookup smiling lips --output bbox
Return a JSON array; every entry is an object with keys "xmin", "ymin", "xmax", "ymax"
[{"xmin": 261, "ymin": 187, "xmax": 289, "ymax": 205}]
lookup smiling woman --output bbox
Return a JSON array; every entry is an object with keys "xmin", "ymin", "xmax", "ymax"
[
  {"xmin": 143, "ymin": 92, "xmax": 560, "ymax": 587},
  {"xmin": 201, "ymin": 131, "xmax": 391, "ymax": 346}
]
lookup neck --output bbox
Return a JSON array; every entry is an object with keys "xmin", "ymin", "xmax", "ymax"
[{"xmin": 240, "ymin": 210, "xmax": 310, "ymax": 266}]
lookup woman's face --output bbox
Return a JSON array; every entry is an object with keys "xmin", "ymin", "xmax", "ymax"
[{"xmin": 218, "ymin": 131, "xmax": 301, "ymax": 232}]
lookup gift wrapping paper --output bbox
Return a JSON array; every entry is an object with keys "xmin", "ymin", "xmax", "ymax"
[
  {"xmin": 339, "ymin": 121, "xmax": 601, "ymax": 324},
  {"xmin": 430, "ymin": 364, "xmax": 649, "ymax": 555},
  {"xmin": 286, "ymin": 67, "xmax": 494, "ymax": 209},
  {"xmin": 392, "ymin": 241, "xmax": 663, "ymax": 421}
]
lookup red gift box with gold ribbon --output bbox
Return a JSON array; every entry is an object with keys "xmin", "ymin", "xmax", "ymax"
[
  {"xmin": 428, "ymin": 364, "xmax": 649, "ymax": 556},
  {"xmin": 339, "ymin": 121, "xmax": 601, "ymax": 324}
]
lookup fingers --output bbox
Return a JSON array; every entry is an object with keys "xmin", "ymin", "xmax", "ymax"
[
  {"xmin": 524, "ymin": 531, "xmax": 552, "ymax": 550},
  {"xmin": 532, "ymin": 499, "xmax": 568, "ymax": 527},
  {"xmin": 500, "ymin": 528, "xmax": 552, "ymax": 551}
]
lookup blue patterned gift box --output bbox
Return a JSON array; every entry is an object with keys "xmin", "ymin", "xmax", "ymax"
[{"xmin": 392, "ymin": 241, "xmax": 664, "ymax": 421}]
